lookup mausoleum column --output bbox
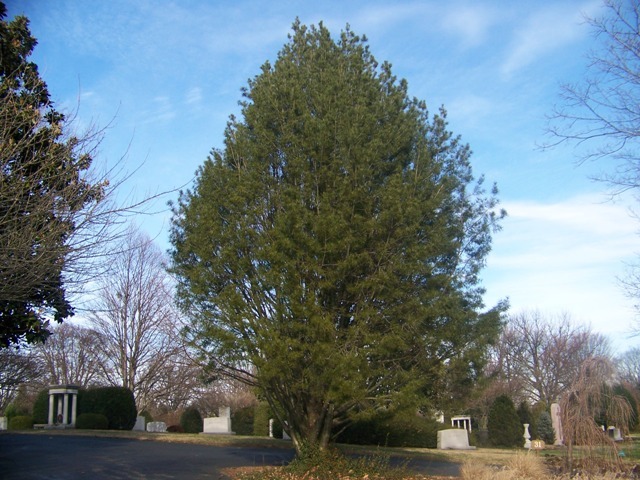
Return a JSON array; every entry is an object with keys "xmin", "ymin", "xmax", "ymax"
[
  {"xmin": 71, "ymin": 393, "xmax": 77, "ymax": 425},
  {"xmin": 48, "ymin": 393, "xmax": 55, "ymax": 425},
  {"xmin": 62, "ymin": 393, "xmax": 69, "ymax": 425}
]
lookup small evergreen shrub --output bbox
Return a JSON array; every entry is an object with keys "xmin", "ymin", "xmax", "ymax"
[
  {"xmin": 536, "ymin": 410, "xmax": 555, "ymax": 444},
  {"xmin": 32, "ymin": 389, "xmax": 49, "ymax": 424},
  {"xmin": 167, "ymin": 424, "xmax": 184, "ymax": 433},
  {"xmin": 488, "ymin": 395, "xmax": 523, "ymax": 447},
  {"xmin": 232, "ymin": 405, "xmax": 254, "ymax": 435},
  {"xmin": 8, "ymin": 415, "xmax": 33, "ymax": 430},
  {"xmin": 76, "ymin": 413, "xmax": 109, "ymax": 430},
  {"xmin": 180, "ymin": 406, "xmax": 203, "ymax": 433}
]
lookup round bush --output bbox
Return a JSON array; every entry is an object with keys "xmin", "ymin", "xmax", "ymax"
[
  {"xmin": 488, "ymin": 395, "xmax": 523, "ymax": 447},
  {"xmin": 8, "ymin": 415, "xmax": 33, "ymax": 430},
  {"xmin": 167, "ymin": 424, "xmax": 184, "ymax": 433},
  {"xmin": 180, "ymin": 406, "xmax": 203, "ymax": 433},
  {"xmin": 76, "ymin": 413, "xmax": 109, "ymax": 430}
]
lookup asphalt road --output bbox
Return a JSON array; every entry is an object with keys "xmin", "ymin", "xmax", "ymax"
[{"xmin": 0, "ymin": 433, "xmax": 460, "ymax": 479}]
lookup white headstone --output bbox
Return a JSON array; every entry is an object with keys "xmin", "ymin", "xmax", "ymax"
[
  {"xmin": 550, "ymin": 403, "xmax": 563, "ymax": 445},
  {"xmin": 202, "ymin": 407, "xmax": 234, "ymax": 435},
  {"xmin": 146, "ymin": 421, "xmax": 167, "ymax": 432},
  {"xmin": 0, "ymin": 417, "xmax": 6, "ymax": 431},
  {"xmin": 437, "ymin": 429, "xmax": 476, "ymax": 450},
  {"xmin": 133, "ymin": 416, "xmax": 146, "ymax": 431}
]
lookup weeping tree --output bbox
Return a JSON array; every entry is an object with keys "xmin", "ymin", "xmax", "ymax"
[
  {"xmin": 170, "ymin": 21, "xmax": 505, "ymax": 456},
  {"xmin": 560, "ymin": 356, "xmax": 632, "ymax": 473}
]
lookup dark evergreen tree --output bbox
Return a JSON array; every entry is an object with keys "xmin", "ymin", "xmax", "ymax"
[
  {"xmin": 170, "ymin": 20, "xmax": 505, "ymax": 456},
  {"xmin": 0, "ymin": 3, "xmax": 105, "ymax": 347},
  {"xmin": 488, "ymin": 395, "xmax": 523, "ymax": 447},
  {"xmin": 180, "ymin": 406, "xmax": 203, "ymax": 433}
]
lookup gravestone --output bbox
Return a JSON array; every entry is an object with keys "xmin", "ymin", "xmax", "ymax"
[
  {"xmin": 550, "ymin": 403, "xmax": 563, "ymax": 445},
  {"xmin": 437, "ymin": 429, "xmax": 475, "ymax": 449},
  {"xmin": 202, "ymin": 406, "xmax": 234, "ymax": 434},
  {"xmin": 0, "ymin": 417, "xmax": 6, "ymax": 430},
  {"xmin": 133, "ymin": 416, "xmax": 146, "ymax": 431},
  {"xmin": 146, "ymin": 421, "xmax": 167, "ymax": 432}
]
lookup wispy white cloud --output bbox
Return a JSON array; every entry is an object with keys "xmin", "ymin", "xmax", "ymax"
[
  {"xmin": 500, "ymin": 3, "xmax": 594, "ymax": 78},
  {"xmin": 440, "ymin": 4, "xmax": 501, "ymax": 49},
  {"xmin": 483, "ymin": 194, "xmax": 638, "ymax": 344}
]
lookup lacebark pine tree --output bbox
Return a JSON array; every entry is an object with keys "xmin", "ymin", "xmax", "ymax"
[{"xmin": 170, "ymin": 21, "xmax": 505, "ymax": 456}]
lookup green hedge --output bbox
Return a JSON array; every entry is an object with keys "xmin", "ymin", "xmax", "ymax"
[
  {"xmin": 76, "ymin": 413, "xmax": 109, "ymax": 430},
  {"xmin": 79, "ymin": 386, "xmax": 137, "ymax": 430},
  {"xmin": 8, "ymin": 415, "xmax": 33, "ymax": 430},
  {"xmin": 32, "ymin": 389, "xmax": 49, "ymax": 424},
  {"xmin": 336, "ymin": 411, "xmax": 444, "ymax": 448},
  {"xmin": 232, "ymin": 406, "xmax": 254, "ymax": 435}
]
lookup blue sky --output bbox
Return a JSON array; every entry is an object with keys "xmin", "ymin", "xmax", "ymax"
[{"xmin": 6, "ymin": 0, "xmax": 639, "ymax": 352}]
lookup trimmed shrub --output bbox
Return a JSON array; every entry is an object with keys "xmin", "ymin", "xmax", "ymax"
[
  {"xmin": 167, "ymin": 424, "xmax": 184, "ymax": 433},
  {"xmin": 536, "ymin": 410, "xmax": 555, "ymax": 444},
  {"xmin": 32, "ymin": 389, "xmax": 49, "ymax": 424},
  {"xmin": 79, "ymin": 386, "xmax": 137, "ymax": 430},
  {"xmin": 488, "ymin": 395, "xmax": 523, "ymax": 447},
  {"xmin": 336, "ymin": 411, "xmax": 444, "ymax": 448},
  {"xmin": 8, "ymin": 415, "xmax": 33, "ymax": 430},
  {"xmin": 232, "ymin": 406, "xmax": 254, "ymax": 436},
  {"xmin": 76, "ymin": 413, "xmax": 109, "ymax": 430},
  {"xmin": 180, "ymin": 406, "xmax": 203, "ymax": 433}
]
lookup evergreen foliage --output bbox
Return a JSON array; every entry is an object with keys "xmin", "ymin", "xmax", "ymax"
[
  {"xmin": 76, "ymin": 413, "xmax": 108, "ymax": 430},
  {"xmin": 488, "ymin": 395, "xmax": 523, "ymax": 447},
  {"xmin": 179, "ymin": 406, "xmax": 203, "ymax": 433},
  {"xmin": 31, "ymin": 389, "xmax": 49, "ymax": 424},
  {"xmin": 170, "ymin": 20, "xmax": 505, "ymax": 455},
  {"xmin": 253, "ymin": 402, "xmax": 271, "ymax": 437},
  {"xmin": 0, "ymin": 3, "xmax": 106, "ymax": 347},
  {"xmin": 8, "ymin": 415, "xmax": 33, "ymax": 430},
  {"xmin": 79, "ymin": 386, "xmax": 137, "ymax": 430},
  {"xmin": 614, "ymin": 384, "xmax": 638, "ymax": 431},
  {"xmin": 536, "ymin": 410, "xmax": 555, "ymax": 444},
  {"xmin": 232, "ymin": 405, "xmax": 255, "ymax": 435},
  {"xmin": 335, "ymin": 410, "xmax": 444, "ymax": 448}
]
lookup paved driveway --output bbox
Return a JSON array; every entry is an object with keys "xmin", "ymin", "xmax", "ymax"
[{"xmin": 0, "ymin": 433, "xmax": 459, "ymax": 479}]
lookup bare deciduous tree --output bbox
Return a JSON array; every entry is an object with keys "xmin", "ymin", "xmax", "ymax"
[
  {"xmin": 617, "ymin": 346, "xmax": 640, "ymax": 387},
  {"xmin": 547, "ymin": 0, "xmax": 640, "ymax": 191},
  {"xmin": 33, "ymin": 322, "xmax": 105, "ymax": 387},
  {"xmin": 491, "ymin": 311, "xmax": 611, "ymax": 406},
  {"xmin": 88, "ymin": 226, "xmax": 183, "ymax": 411},
  {"xmin": 0, "ymin": 348, "xmax": 40, "ymax": 412}
]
